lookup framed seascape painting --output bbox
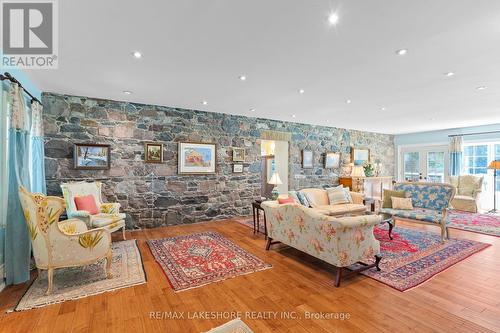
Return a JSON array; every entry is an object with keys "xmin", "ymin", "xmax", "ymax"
[
  {"xmin": 178, "ymin": 142, "xmax": 216, "ymax": 175},
  {"xmin": 145, "ymin": 142, "xmax": 163, "ymax": 163},
  {"xmin": 302, "ymin": 150, "xmax": 313, "ymax": 168},
  {"xmin": 74, "ymin": 143, "xmax": 111, "ymax": 170},
  {"xmin": 351, "ymin": 147, "xmax": 370, "ymax": 166},
  {"xmin": 232, "ymin": 148, "xmax": 245, "ymax": 162},
  {"xmin": 324, "ymin": 152, "xmax": 340, "ymax": 169}
]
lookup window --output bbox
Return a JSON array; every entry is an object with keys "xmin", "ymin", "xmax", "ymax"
[
  {"xmin": 403, "ymin": 152, "xmax": 419, "ymax": 181},
  {"xmin": 463, "ymin": 145, "xmax": 488, "ymax": 175},
  {"xmin": 427, "ymin": 151, "xmax": 445, "ymax": 183}
]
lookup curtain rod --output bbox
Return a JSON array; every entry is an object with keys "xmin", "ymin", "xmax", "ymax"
[
  {"xmin": 0, "ymin": 72, "xmax": 41, "ymax": 104},
  {"xmin": 449, "ymin": 130, "xmax": 500, "ymax": 138}
]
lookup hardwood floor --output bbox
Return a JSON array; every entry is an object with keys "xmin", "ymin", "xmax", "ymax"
[{"xmin": 1, "ymin": 218, "xmax": 500, "ymax": 333}]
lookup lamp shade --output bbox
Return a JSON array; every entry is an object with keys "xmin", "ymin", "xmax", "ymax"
[
  {"xmin": 488, "ymin": 160, "xmax": 500, "ymax": 170},
  {"xmin": 351, "ymin": 165, "xmax": 366, "ymax": 177},
  {"xmin": 268, "ymin": 172, "xmax": 283, "ymax": 185}
]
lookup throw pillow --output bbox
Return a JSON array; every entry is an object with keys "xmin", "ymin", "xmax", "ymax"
[
  {"xmin": 343, "ymin": 189, "xmax": 353, "ymax": 203},
  {"xmin": 74, "ymin": 195, "xmax": 99, "ymax": 215},
  {"xmin": 382, "ymin": 190, "xmax": 406, "ymax": 208},
  {"xmin": 278, "ymin": 197, "xmax": 295, "ymax": 204},
  {"xmin": 288, "ymin": 191, "xmax": 300, "ymax": 203},
  {"xmin": 296, "ymin": 191, "xmax": 311, "ymax": 207},
  {"xmin": 391, "ymin": 197, "xmax": 413, "ymax": 210},
  {"xmin": 327, "ymin": 186, "xmax": 349, "ymax": 205}
]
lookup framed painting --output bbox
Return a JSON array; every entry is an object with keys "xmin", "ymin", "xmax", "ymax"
[
  {"xmin": 302, "ymin": 150, "xmax": 313, "ymax": 168},
  {"xmin": 74, "ymin": 143, "xmax": 111, "ymax": 170},
  {"xmin": 232, "ymin": 148, "xmax": 245, "ymax": 162},
  {"xmin": 351, "ymin": 147, "xmax": 370, "ymax": 166},
  {"xmin": 324, "ymin": 152, "xmax": 340, "ymax": 169},
  {"xmin": 145, "ymin": 142, "xmax": 163, "ymax": 163},
  {"xmin": 178, "ymin": 142, "xmax": 216, "ymax": 175},
  {"xmin": 233, "ymin": 164, "xmax": 243, "ymax": 173}
]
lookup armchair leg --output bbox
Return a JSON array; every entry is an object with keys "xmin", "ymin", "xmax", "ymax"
[
  {"xmin": 335, "ymin": 267, "xmax": 343, "ymax": 287},
  {"xmin": 375, "ymin": 255, "xmax": 382, "ymax": 271},
  {"xmin": 122, "ymin": 226, "xmax": 126, "ymax": 240},
  {"xmin": 46, "ymin": 268, "xmax": 54, "ymax": 295},
  {"xmin": 265, "ymin": 237, "xmax": 272, "ymax": 250},
  {"xmin": 106, "ymin": 249, "xmax": 113, "ymax": 279}
]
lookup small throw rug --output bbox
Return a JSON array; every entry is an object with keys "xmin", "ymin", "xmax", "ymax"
[
  {"xmin": 147, "ymin": 231, "xmax": 272, "ymax": 292},
  {"xmin": 447, "ymin": 209, "xmax": 500, "ymax": 237},
  {"xmin": 206, "ymin": 318, "xmax": 254, "ymax": 333},
  {"xmin": 359, "ymin": 225, "xmax": 490, "ymax": 291},
  {"xmin": 16, "ymin": 240, "xmax": 146, "ymax": 311}
]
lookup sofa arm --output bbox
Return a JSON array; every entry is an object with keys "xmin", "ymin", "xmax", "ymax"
[
  {"xmin": 332, "ymin": 214, "xmax": 382, "ymax": 229},
  {"xmin": 350, "ymin": 192, "xmax": 365, "ymax": 205},
  {"xmin": 100, "ymin": 202, "xmax": 121, "ymax": 214}
]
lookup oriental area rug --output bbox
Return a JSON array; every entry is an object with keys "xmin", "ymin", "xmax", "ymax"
[
  {"xmin": 147, "ymin": 231, "xmax": 272, "ymax": 292},
  {"xmin": 359, "ymin": 225, "xmax": 490, "ymax": 291},
  {"xmin": 15, "ymin": 240, "xmax": 146, "ymax": 311},
  {"xmin": 447, "ymin": 209, "xmax": 500, "ymax": 237}
]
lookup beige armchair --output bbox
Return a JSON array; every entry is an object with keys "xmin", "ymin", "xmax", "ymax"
[
  {"xmin": 61, "ymin": 181, "xmax": 126, "ymax": 239},
  {"xmin": 449, "ymin": 175, "xmax": 483, "ymax": 213},
  {"xmin": 19, "ymin": 186, "xmax": 112, "ymax": 294}
]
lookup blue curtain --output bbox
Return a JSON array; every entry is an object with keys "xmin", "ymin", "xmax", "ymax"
[
  {"xmin": 449, "ymin": 136, "xmax": 463, "ymax": 176},
  {"xmin": 2, "ymin": 83, "xmax": 45, "ymax": 285}
]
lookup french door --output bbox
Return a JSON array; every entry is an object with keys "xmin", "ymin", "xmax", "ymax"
[{"xmin": 400, "ymin": 145, "xmax": 449, "ymax": 183}]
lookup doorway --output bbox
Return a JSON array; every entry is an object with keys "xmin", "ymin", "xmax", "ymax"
[
  {"xmin": 260, "ymin": 140, "xmax": 289, "ymax": 198},
  {"xmin": 399, "ymin": 145, "xmax": 449, "ymax": 183}
]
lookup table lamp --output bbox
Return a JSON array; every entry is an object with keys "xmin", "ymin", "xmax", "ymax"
[
  {"xmin": 351, "ymin": 165, "xmax": 366, "ymax": 177},
  {"xmin": 488, "ymin": 160, "xmax": 500, "ymax": 213},
  {"xmin": 268, "ymin": 172, "xmax": 282, "ymax": 200}
]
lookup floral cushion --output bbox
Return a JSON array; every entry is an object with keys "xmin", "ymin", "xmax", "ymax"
[
  {"xmin": 393, "ymin": 183, "xmax": 454, "ymax": 211},
  {"xmin": 379, "ymin": 207, "xmax": 443, "ymax": 224}
]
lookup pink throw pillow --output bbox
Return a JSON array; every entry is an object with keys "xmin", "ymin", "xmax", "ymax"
[
  {"xmin": 74, "ymin": 195, "xmax": 99, "ymax": 215},
  {"xmin": 278, "ymin": 197, "xmax": 295, "ymax": 204}
]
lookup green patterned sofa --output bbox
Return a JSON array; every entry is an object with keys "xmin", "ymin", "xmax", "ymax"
[{"xmin": 379, "ymin": 182, "xmax": 456, "ymax": 241}]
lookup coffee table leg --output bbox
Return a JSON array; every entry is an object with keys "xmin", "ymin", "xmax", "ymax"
[{"xmin": 388, "ymin": 220, "xmax": 394, "ymax": 240}]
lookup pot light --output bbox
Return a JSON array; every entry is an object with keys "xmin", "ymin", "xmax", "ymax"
[
  {"xmin": 396, "ymin": 49, "xmax": 408, "ymax": 55},
  {"xmin": 202, "ymin": 101, "xmax": 208, "ymax": 105},
  {"xmin": 292, "ymin": 114, "xmax": 296, "ymax": 118},
  {"xmin": 444, "ymin": 72, "xmax": 455, "ymax": 77},
  {"xmin": 346, "ymin": 99, "xmax": 352, "ymax": 104},
  {"xmin": 131, "ymin": 51, "xmax": 142, "ymax": 58},
  {"xmin": 239, "ymin": 75, "xmax": 247, "ymax": 81},
  {"xmin": 298, "ymin": 89, "xmax": 305, "ymax": 94},
  {"xmin": 381, "ymin": 107, "xmax": 386, "ymax": 111},
  {"xmin": 123, "ymin": 91, "xmax": 132, "ymax": 95},
  {"xmin": 328, "ymin": 12, "xmax": 339, "ymax": 25},
  {"xmin": 249, "ymin": 108, "xmax": 255, "ymax": 112},
  {"xmin": 476, "ymin": 86, "xmax": 487, "ymax": 90}
]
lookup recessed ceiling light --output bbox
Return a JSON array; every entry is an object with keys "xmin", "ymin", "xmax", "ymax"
[
  {"xmin": 396, "ymin": 49, "xmax": 408, "ymax": 55},
  {"xmin": 328, "ymin": 12, "xmax": 339, "ymax": 25},
  {"xmin": 292, "ymin": 114, "xmax": 296, "ymax": 118},
  {"xmin": 239, "ymin": 75, "xmax": 247, "ymax": 81},
  {"xmin": 202, "ymin": 101, "xmax": 208, "ymax": 105},
  {"xmin": 346, "ymin": 99, "xmax": 352, "ymax": 104},
  {"xmin": 123, "ymin": 90, "xmax": 132, "ymax": 95},
  {"xmin": 298, "ymin": 89, "xmax": 305, "ymax": 94},
  {"xmin": 476, "ymin": 86, "xmax": 487, "ymax": 90},
  {"xmin": 249, "ymin": 108, "xmax": 255, "ymax": 112},
  {"xmin": 444, "ymin": 72, "xmax": 455, "ymax": 77},
  {"xmin": 381, "ymin": 107, "xmax": 386, "ymax": 111},
  {"xmin": 131, "ymin": 51, "xmax": 142, "ymax": 58}
]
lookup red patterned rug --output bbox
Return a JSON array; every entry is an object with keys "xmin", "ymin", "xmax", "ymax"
[
  {"xmin": 359, "ymin": 225, "xmax": 490, "ymax": 291},
  {"xmin": 147, "ymin": 231, "xmax": 272, "ymax": 292},
  {"xmin": 447, "ymin": 210, "xmax": 500, "ymax": 237}
]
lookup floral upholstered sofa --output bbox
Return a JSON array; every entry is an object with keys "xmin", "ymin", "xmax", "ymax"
[
  {"xmin": 261, "ymin": 201, "xmax": 381, "ymax": 287},
  {"xmin": 379, "ymin": 182, "xmax": 455, "ymax": 241}
]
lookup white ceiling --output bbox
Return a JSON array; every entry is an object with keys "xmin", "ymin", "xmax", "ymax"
[{"xmin": 25, "ymin": 0, "xmax": 500, "ymax": 134}]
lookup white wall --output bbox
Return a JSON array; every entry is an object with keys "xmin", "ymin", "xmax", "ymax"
[{"xmin": 274, "ymin": 140, "xmax": 289, "ymax": 194}]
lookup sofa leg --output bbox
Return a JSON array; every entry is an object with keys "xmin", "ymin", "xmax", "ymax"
[
  {"xmin": 445, "ymin": 226, "xmax": 449, "ymax": 239},
  {"xmin": 46, "ymin": 268, "xmax": 54, "ymax": 295},
  {"xmin": 265, "ymin": 237, "xmax": 272, "ymax": 250},
  {"xmin": 375, "ymin": 255, "xmax": 382, "ymax": 271},
  {"xmin": 122, "ymin": 226, "xmax": 126, "ymax": 240},
  {"xmin": 335, "ymin": 267, "xmax": 343, "ymax": 287}
]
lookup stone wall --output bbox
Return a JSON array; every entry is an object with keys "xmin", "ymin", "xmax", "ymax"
[{"xmin": 43, "ymin": 92, "xmax": 395, "ymax": 229}]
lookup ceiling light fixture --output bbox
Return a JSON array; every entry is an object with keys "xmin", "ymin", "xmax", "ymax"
[
  {"xmin": 476, "ymin": 86, "xmax": 487, "ymax": 90},
  {"xmin": 239, "ymin": 75, "xmax": 247, "ymax": 81},
  {"xmin": 249, "ymin": 108, "xmax": 255, "ymax": 112},
  {"xmin": 123, "ymin": 91, "xmax": 132, "ymax": 95},
  {"xmin": 298, "ymin": 89, "xmax": 305, "ymax": 94},
  {"xmin": 346, "ymin": 99, "xmax": 352, "ymax": 104},
  {"xmin": 396, "ymin": 49, "xmax": 408, "ymax": 55},
  {"xmin": 328, "ymin": 12, "xmax": 339, "ymax": 25},
  {"xmin": 202, "ymin": 101, "xmax": 208, "ymax": 105},
  {"xmin": 292, "ymin": 114, "xmax": 296, "ymax": 118},
  {"xmin": 131, "ymin": 51, "xmax": 142, "ymax": 58},
  {"xmin": 444, "ymin": 72, "xmax": 455, "ymax": 77}
]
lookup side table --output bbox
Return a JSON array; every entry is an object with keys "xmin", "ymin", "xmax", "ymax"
[{"xmin": 252, "ymin": 201, "xmax": 267, "ymax": 239}]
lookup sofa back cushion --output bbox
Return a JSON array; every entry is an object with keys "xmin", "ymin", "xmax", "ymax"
[
  {"xmin": 393, "ymin": 182, "xmax": 455, "ymax": 211},
  {"xmin": 300, "ymin": 188, "xmax": 329, "ymax": 207}
]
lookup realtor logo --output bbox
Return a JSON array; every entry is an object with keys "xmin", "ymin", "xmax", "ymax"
[{"xmin": 1, "ymin": 0, "xmax": 58, "ymax": 68}]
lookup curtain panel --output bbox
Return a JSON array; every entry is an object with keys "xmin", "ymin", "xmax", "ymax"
[{"xmin": 449, "ymin": 136, "xmax": 463, "ymax": 177}]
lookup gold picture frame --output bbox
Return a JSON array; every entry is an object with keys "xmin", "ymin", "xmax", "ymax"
[
  {"xmin": 145, "ymin": 142, "xmax": 164, "ymax": 163},
  {"xmin": 232, "ymin": 148, "xmax": 245, "ymax": 162}
]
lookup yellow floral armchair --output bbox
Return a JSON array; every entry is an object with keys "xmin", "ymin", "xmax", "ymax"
[
  {"xmin": 449, "ymin": 175, "xmax": 483, "ymax": 213},
  {"xmin": 19, "ymin": 186, "xmax": 113, "ymax": 294},
  {"xmin": 61, "ymin": 181, "xmax": 126, "ymax": 240},
  {"xmin": 262, "ymin": 201, "xmax": 382, "ymax": 287}
]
